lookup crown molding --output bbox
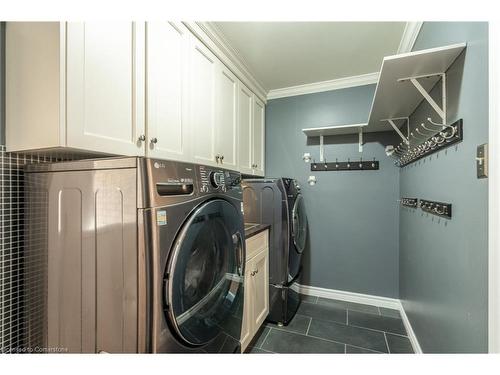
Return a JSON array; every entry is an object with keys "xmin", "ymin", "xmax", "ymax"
[
  {"xmin": 397, "ymin": 22, "xmax": 424, "ymax": 53},
  {"xmin": 267, "ymin": 72, "xmax": 379, "ymax": 100},
  {"xmin": 183, "ymin": 22, "xmax": 268, "ymax": 102}
]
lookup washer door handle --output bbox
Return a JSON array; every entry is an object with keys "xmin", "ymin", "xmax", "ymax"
[{"xmin": 233, "ymin": 232, "xmax": 244, "ymax": 276}]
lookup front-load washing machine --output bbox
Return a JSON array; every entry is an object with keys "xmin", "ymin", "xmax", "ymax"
[{"xmin": 25, "ymin": 157, "xmax": 245, "ymax": 353}]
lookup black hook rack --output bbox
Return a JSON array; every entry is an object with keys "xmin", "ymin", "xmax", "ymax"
[
  {"xmin": 311, "ymin": 158, "xmax": 379, "ymax": 171},
  {"xmin": 396, "ymin": 119, "xmax": 463, "ymax": 167},
  {"xmin": 419, "ymin": 199, "xmax": 452, "ymax": 219},
  {"xmin": 400, "ymin": 197, "xmax": 418, "ymax": 208}
]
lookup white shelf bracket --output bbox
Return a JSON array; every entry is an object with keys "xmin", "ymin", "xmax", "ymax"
[
  {"xmin": 358, "ymin": 128, "xmax": 363, "ymax": 153},
  {"xmin": 381, "ymin": 117, "xmax": 410, "ymax": 145},
  {"xmin": 400, "ymin": 73, "xmax": 447, "ymax": 125}
]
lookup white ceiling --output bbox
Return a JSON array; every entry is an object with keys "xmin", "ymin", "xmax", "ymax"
[{"xmin": 214, "ymin": 22, "xmax": 407, "ymax": 92}]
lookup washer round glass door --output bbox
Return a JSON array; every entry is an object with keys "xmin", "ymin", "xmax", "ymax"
[
  {"xmin": 165, "ymin": 199, "xmax": 244, "ymax": 346},
  {"xmin": 292, "ymin": 194, "xmax": 308, "ymax": 254}
]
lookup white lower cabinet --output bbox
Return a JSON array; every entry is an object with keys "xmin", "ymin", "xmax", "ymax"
[{"xmin": 240, "ymin": 229, "xmax": 269, "ymax": 352}]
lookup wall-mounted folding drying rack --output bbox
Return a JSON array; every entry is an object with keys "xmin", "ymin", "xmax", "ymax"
[
  {"xmin": 301, "ymin": 43, "xmax": 467, "ymax": 169},
  {"xmin": 311, "ymin": 158, "xmax": 379, "ymax": 171},
  {"xmin": 399, "ymin": 197, "xmax": 452, "ymax": 219},
  {"xmin": 368, "ymin": 42, "xmax": 466, "ymax": 167}
]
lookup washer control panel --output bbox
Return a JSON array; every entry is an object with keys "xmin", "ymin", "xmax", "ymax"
[{"xmin": 197, "ymin": 165, "xmax": 242, "ymax": 195}]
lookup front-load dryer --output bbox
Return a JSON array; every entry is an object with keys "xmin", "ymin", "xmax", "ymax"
[{"xmin": 242, "ymin": 178, "xmax": 308, "ymax": 326}]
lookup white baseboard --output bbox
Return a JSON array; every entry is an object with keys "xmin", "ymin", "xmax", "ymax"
[
  {"xmin": 292, "ymin": 283, "xmax": 423, "ymax": 353},
  {"xmin": 397, "ymin": 301, "xmax": 423, "ymax": 354},
  {"xmin": 292, "ymin": 283, "xmax": 401, "ymax": 309}
]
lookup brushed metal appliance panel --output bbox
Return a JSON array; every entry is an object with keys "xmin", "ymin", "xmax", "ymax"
[
  {"xmin": 44, "ymin": 168, "xmax": 137, "ymax": 353},
  {"xmin": 95, "ymin": 171, "xmax": 137, "ymax": 353}
]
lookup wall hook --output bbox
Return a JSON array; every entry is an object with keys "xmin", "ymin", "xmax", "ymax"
[{"xmin": 427, "ymin": 117, "xmax": 457, "ymax": 139}]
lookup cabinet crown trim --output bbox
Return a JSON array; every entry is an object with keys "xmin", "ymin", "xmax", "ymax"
[{"xmin": 185, "ymin": 22, "xmax": 267, "ymax": 103}]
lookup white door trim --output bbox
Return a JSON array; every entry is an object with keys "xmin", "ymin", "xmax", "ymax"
[
  {"xmin": 488, "ymin": 20, "xmax": 500, "ymax": 354},
  {"xmin": 292, "ymin": 283, "xmax": 422, "ymax": 353}
]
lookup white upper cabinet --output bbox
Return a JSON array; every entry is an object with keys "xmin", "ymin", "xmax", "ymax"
[
  {"xmin": 238, "ymin": 83, "xmax": 254, "ymax": 175},
  {"xmin": 252, "ymin": 96, "xmax": 266, "ymax": 176},
  {"xmin": 188, "ymin": 37, "xmax": 218, "ymax": 167},
  {"xmin": 146, "ymin": 22, "xmax": 190, "ymax": 161},
  {"xmin": 6, "ymin": 22, "xmax": 62, "ymax": 152},
  {"xmin": 215, "ymin": 64, "xmax": 239, "ymax": 170},
  {"xmin": 238, "ymin": 87, "xmax": 266, "ymax": 177},
  {"xmin": 66, "ymin": 22, "xmax": 145, "ymax": 155},
  {"xmin": 6, "ymin": 21, "xmax": 265, "ymax": 174}
]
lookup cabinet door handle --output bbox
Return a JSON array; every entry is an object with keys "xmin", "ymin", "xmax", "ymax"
[
  {"xmin": 220, "ymin": 155, "xmax": 224, "ymax": 164},
  {"xmin": 215, "ymin": 155, "xmax": 220, "ymax": 163},
  {"xmin": 150, "ymin": 137, "xmax": 158, "ymax": 144},
  {"xmin": 138, "ymin": 134, "xmax": 146, "ymax": 142}
]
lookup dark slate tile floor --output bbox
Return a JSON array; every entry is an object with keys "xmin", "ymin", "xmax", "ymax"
[{"xmin": 245, "ymin": 295, "xmax": 414, "ymax": 354}]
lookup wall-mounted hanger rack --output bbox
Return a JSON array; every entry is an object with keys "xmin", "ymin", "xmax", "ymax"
[
  {"xmin": 365, "ymin": 42, "xmax": 466, "ymax": 166},
  {"xmin": 419, "ymin": 199, "xmax": 452, "ymax": 219},
  {"xmin": 393, "ymin": 119, "xmax": 463, "ymax": 167},
  {"xmin": 311, "ymin": 158, "xmax": 379, "ymax": 171},
  {"xmin": 301, "ymin": 43, "xmax": 467, "ymax": 170},
  {"xmin": 399, "ymin": 197, "xmax": 452, "ymax": 218},
  {"xmin": 400, "ymin": 197, "xmax": 418, "ymax": 208}
]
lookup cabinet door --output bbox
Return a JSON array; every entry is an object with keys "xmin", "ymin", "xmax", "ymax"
[
  {"xmin": 238, "ymin": 83, "xmax": 254, "ymax": 175},
  {"xmin": 240, "ymin": 258, "xmax": 253, "ymax": 352},
  {"xmin": 188, "ymin": 36, "xmax": 218, "ymax": 166},
  {"xmin": 251, "ymin": 248, "xmax": 269, "ymax": 329},
  {"xmin": 66, "ymin": 22, "xmax": 145, "ymax": 155},
  {"xmin": 252, "ymin": 96, "xmax": 265, "ymax": 176},
  {"xmin": 215, "ymin": 63, "xmax": 238, "ymax": 170},
  {"xmin": 146, "ymin": 22, "xmax": 190, "ymax": 161}
]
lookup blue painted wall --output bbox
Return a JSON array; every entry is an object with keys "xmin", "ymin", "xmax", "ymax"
[
  {"xmin": 399, "ymin": 22, "xmax": 489, "ymax": 352},
  {"xmin": 265, "ymin": 86, "xmax": 400, "ymax": 298}
]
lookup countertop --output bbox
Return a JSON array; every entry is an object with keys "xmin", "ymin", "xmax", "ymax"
[{"xmin": 244, "ymin": 223, "xmax": 270, "ymax": 239}]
